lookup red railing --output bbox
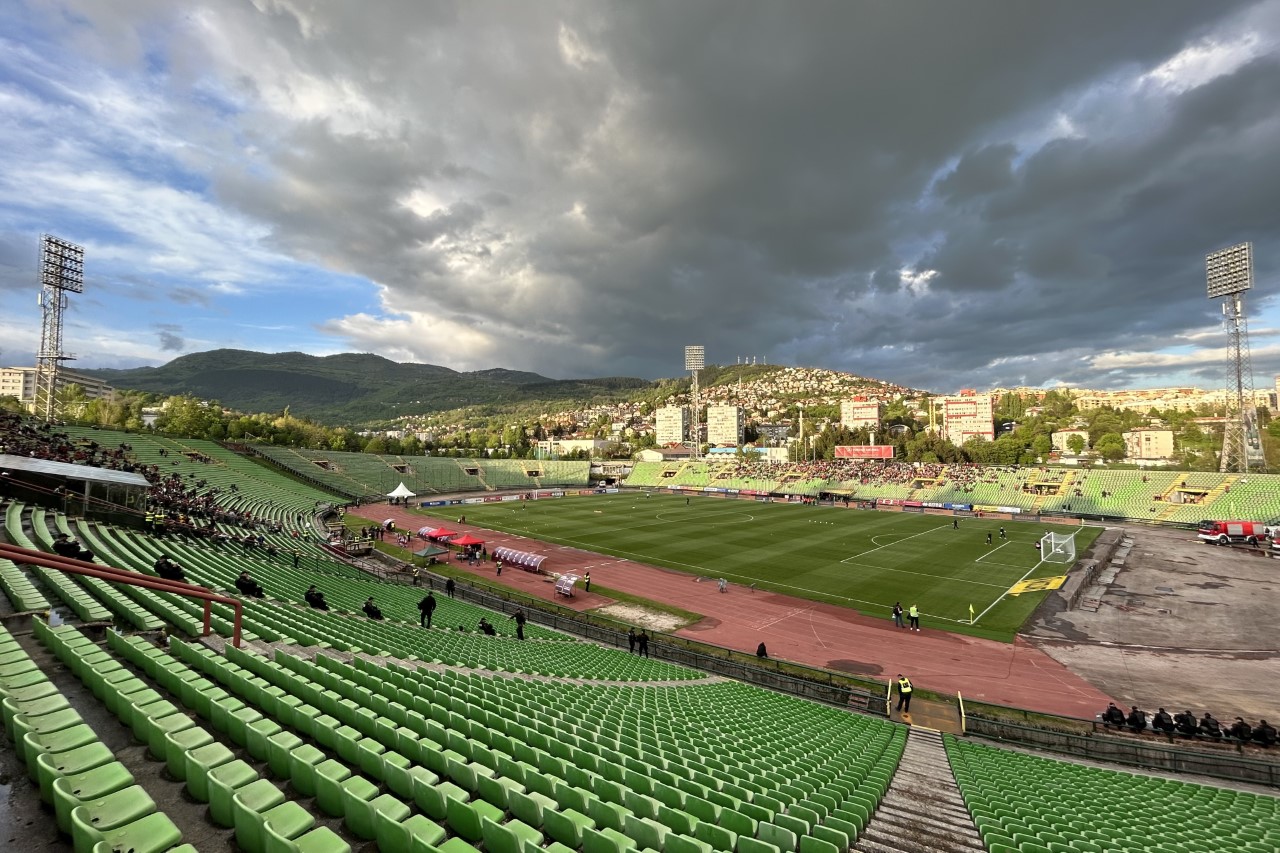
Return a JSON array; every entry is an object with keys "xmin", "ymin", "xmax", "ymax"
[{"xmin": 0, "ymin": 542, "xmax": 243, "ymax": 647}]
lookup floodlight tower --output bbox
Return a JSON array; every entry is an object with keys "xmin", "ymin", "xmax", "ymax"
[
  {"xmin": 1205, "ymin": 243, "xmax": 1260, "ymax": 473},
  {"xmin": 33, "ymin": 235, "xmax": 85, "ymax": 421},
  {"xmin": 684, "ymin": 345, "xmax": 704, "ymax": 459}
]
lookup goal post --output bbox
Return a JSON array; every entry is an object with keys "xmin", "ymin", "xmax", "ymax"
[{"xmin": 1040, "ymin": 531, "xmax": 1076, "ymax": 564}]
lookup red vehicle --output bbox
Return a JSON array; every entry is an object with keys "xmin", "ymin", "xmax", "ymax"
[{"xmin": 1197, "ymin": 520, "xmax": 1269, "ymax": 547}]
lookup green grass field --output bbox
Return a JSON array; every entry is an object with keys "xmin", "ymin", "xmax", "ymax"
[{"xmin": 425, "ymin": 493, "xmax": 1102, "ymax": 642}]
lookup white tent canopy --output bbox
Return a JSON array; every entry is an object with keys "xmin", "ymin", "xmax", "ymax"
[{"xmin": 387, "ymin": 482, "xmax": 416, "ymax": 499}]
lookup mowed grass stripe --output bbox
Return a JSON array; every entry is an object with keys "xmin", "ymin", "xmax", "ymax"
[{"xmin": 435, "ymin": 494, "xmax": 1101, "ymax": 641}]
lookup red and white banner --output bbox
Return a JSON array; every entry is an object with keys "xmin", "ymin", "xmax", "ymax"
[{"xmin": 834, "ymin": 445, "xmax": 894, "ymax": 459}]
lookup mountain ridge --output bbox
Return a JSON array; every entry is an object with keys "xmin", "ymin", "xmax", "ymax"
[{"xmin": 77, "ymin": 349, "xmax": 657, "ymax": 424}]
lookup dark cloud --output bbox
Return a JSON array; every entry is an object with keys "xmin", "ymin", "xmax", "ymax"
[
  {"xmin": 155, "ymin": 323, "xmax": 185, "ymax": 352},
  {"xmin": 8, "ymin": 0, "xmax": 1280, "ymax": 392}
]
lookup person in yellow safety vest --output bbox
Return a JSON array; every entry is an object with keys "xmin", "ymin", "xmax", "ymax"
[
  {"xmin": 908, "ymin": 604, "xmax": 920, "ymax": 632},
  {"xmin": 896, "ymin": 674, "xmax": 913, "ymax": 712}
]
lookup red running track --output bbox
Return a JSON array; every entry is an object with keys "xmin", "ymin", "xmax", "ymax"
[{"xmin": 369, "ymin": 503, "xmax": 1115, "ymax": 718}]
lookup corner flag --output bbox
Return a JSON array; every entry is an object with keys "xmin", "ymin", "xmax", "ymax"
[{"xmin": 969, "ymin": 603, "xmax": 976, "ymax": 624}]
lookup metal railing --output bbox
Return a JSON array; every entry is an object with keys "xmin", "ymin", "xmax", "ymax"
[{"xmin": 0, "ymin": 541, "xmax": 244, "ymax": 647}]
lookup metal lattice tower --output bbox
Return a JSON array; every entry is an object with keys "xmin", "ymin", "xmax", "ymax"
[
  {"xmin": 33, "ymin": 235, "xmax": 84, "ymax": 420},
  {"xmin": 685, "ymin": 345, "xmax": 704, "ymax": 459},
  {"xmin": 1205, "ymin": 243, "xmax": 1259, "ymax": 473}
]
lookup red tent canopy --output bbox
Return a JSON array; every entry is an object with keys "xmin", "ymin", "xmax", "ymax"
[
  {"xmin": 428, "ymin": 529, "xmax": 459, "ymax": 540},
  {"xmin": 451, "ymin": 534, "xmax": 485, "ymax": 547}
]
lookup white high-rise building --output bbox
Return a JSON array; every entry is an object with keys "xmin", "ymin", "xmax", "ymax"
[
  {"xmin": 840, "ymin": 399, "xmax": 881, "ymax": 430},
  {"xmin": 655, "ymin": 406, "xmax": 689, "ymax": 446},
  {"xmin": 941, "ymin": 391, "xmax": 994, "ymax": 445},
  {"xmin": 706, "ymin": 405, "xmax": 744, "ymax": 447}
]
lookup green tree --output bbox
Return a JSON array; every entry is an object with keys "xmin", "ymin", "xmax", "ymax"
[
  {"xmin": 364, "ymin": 435, "xmax": 389, "ymax": 454},
  {"xmin": 1066, "ymin": 434, "xmax": 1086, "ymax": 455},
  {"xmin": 1031, "ymin": 434, "xmax": 1052, "ymax": 459},
  {"xmin": 1095, "ymin": 432, "xmax": 1126, "ymax": 461}
]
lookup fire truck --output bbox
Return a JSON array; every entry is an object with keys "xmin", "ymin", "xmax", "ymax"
[{"xmin": 1197, "ymin": 520, "xmax": 1269, "ymax": 547}]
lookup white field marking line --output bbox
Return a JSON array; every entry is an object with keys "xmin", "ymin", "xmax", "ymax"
[
  {"xmin": 974, "ymin": 540, "xmax": 1013, "ymax": 562},
  {"xmin": 971, "ymin": 555, "xmax": 1049, "ymax": 625},
  {"xmin": 976, "ymin": 560, "xmax": 1037, "ymax": 572},
  {"xmin": 840, "ymin": 561, "xmax": 1009, "ymax": 589},
  {"xmin": 842, "ymin": 524, "xmax": 952, "ymax": 563}
]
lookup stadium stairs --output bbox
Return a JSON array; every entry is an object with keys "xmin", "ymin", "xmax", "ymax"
[{"xmin": 853, "ymin": 728, "xmax": 983, "ymax": 853}]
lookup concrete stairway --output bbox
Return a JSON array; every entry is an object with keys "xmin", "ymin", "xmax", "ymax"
[{"xmin": 853, "ymin": 728, "xmax": 985, "ymax": 853}]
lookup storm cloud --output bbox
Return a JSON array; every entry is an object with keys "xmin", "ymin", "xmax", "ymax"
[{"xmin": 2, "ymin": 0, "xmax": 1280, "ymax": 390}]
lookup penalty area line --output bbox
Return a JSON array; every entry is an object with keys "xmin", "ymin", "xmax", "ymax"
[{"xmin": 971, "ymin": 555, "xmax": 1049, "ymax": 625}]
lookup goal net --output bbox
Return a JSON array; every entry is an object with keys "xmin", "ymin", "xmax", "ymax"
[{"xmin": 1041, "ymin": 531, "xmax": 1076, "ymax": 564}]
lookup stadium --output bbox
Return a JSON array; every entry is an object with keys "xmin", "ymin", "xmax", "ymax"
[
  {"xmin": 1, "ymin": 415, "xmax": 1278, "ymax": 853},
  {"xmin": 4, "ymin": 3, "xmax": 1280, "ymax": 852}
]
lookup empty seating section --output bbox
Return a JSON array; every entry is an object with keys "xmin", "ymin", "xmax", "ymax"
[
  {"xmin": 251, "ymin": 445, "xmax": 591, "ymax": 497},
  {"xmin": 2, "ymin": 620, "xmax": 190, "ymax": 852},
  {"xmin": 946, "ymin": 735, "xmax": 1280, "ymax": 853},
  {"xmin": 627, "ymin": 463, "xmax": 1280, "ymax": 522},
  {"xmin": 57, "ymin": 426, "xmax": 341, "ymax": 521}
]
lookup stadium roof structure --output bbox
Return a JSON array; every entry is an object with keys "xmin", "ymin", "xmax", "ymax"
[{"xmin": 0, "ymin": 454, "xmax": 150, "ymax": 488}]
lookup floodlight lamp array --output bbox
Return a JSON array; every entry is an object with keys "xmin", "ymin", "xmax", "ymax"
[
  {"xmin": 40, "ymin": 234, "xmax": 85, "ymax": 293},
  {"xmin": 684, "ymin": 345, "xmax": 705, "ymax": 371},
  {"xmin": 1206, "ymin": 242, "xmax": 1252, "ymax": 299}
]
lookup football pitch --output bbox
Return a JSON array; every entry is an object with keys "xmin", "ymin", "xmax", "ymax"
[{"xmin": 434, "ymin": 493, "xmax": 1102, "ymax": 642}]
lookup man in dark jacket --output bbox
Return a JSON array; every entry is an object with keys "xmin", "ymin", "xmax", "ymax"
[
  {"xmin": 362, "ymin": 597, "xmax": 383, "ymax": 620},
  {"xmin": 1126, "ymin": 706, "xmax": 1147, "ymax": 733},
  {"xmin": 418, "ymin": 591, "xmax": 437, "ymax": 628},
  {"xmin": 153, "ymin": 554, "xmax": 186, "ymax": 582},
  {"xmin": 235, "ymin": 571, "xmax": 264, "ymax": 598}
]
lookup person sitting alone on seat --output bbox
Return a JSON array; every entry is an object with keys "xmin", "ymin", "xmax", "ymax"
[
  {"xmin": 52, "ymin": 534, "xmax": 93, "ymax": 562},
  {"xmin": 1102, "ymin": 703, "xmax": 1126, "ymax": 728},
  {"xmin": 1198, "ymin": 712, "xmax": 1223, "ymax": 739},
  {"xmin": 1152, "ymin": 708, "xmax": 1175, "ymax": 734},
  {"xmin": 362, "ymin": 597, "xmax": 383, "ymax": 620},
  {"xmin": 235, "ymin": 571, "xmax": 265, "ymax": 598},
  {"xmin": 304, "ymin": 584, "xmax": 329, "ymax": 610},
  {"xmin": 1174, "ymin": 710, "xmax": 1198, "ymax": 737},
  {"xmin": 1251, "ymin": 719, "xmax": 1276, "ymax": 746},
  {"xmin": 1227, "ymin": 717, "xmax": 1252, "ymax": 742},
  {"xmin": 153, "ymin": 554, "xmax": 187, "ymax": 582},
  {"xmin": 1126, "ymin": 706, "xmax": 1148, "ymax": 733},
  {"xmin": 477, "ymin": 617, "xmax": 497, "ymax": 636},
  {"xmin": 756, "ymin": 642, "xmax": 768, "ymax": 659}
]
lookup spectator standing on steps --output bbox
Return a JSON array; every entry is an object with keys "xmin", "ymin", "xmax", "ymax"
[
  {"xmin": 445, "ymin": 577, "xmax": 455, "ymax": 598},
  {"xmin": 510, "ymin": 609, "xmax": 527, "ymax": 640},
  {"xmin": 637, "ymin": 629, "xmax": 650, "ymax": 657},
  {"xmin": 418, "ymin": 591, "xmax": 437, "ymax": 628},
  {"xmin": 627, "ymin": 627, "xmax": 637, "ymax": 654},
  {"xmin": 896, "ymin": 674, "xmax": 913, "ymax": 712}
]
